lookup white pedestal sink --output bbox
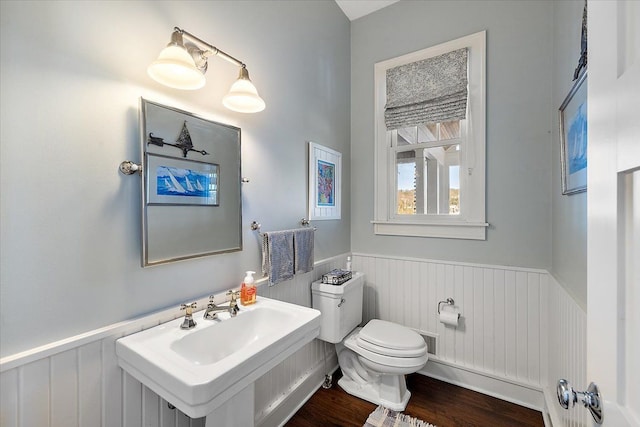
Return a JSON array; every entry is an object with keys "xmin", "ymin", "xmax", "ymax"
[{"xmin": 116, "ymin": 296, "xmax": 321, "ymax": 425}]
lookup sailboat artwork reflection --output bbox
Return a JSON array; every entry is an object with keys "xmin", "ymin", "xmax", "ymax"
[
  {"xmin": 146, "ymin": 152, "xmax": 219, "ymax": 206},
  {"xmin": 156, "ymin": 165, "xmax": 216, "ymax": 198}
]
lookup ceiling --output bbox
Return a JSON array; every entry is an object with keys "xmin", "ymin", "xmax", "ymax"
[{"xmin": 334, "ymin": 0, "xmax": 400, "ymax": 21}]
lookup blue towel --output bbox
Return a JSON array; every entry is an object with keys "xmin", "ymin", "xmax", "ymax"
[
  {"xmin": 262, "ymin": 231, "xmax": 294, "ymax": 286},
  {"xmin": 293, "ymin": 228, "xmax": 314, "ymax": 274}
]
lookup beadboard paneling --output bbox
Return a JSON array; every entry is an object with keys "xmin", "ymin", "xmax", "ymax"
[
  {"xmin": 353, "ymin": 253, "xmax": 547, "ymax": 387},
  {"xmin": 0, "ymin": 255, "xmax": 348, "ymax": 427},
  {"xmin": 545, "ymin": 274, "xmax": 588, "ymax": 427}
]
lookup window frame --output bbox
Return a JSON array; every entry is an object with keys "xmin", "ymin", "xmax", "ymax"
[{"xmin": 373, "ymin": 31, "xmax": 487, "ymax": 240}]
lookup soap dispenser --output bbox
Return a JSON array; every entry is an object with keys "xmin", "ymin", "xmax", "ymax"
[{"xmin": 241, "ymin": 271, "xmax": 256, "ymax": 305}]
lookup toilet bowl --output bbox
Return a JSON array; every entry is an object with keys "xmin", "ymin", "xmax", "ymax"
[{"xmin": 311, "ymin": 272, "xmax": 428, "ymax": 411}]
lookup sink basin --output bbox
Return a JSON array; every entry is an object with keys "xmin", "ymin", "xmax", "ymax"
[
  {"xmin": 116, "ymin": 296, "xmax": 321, "ymax": 419},
  {"xmin": 170, "ymin": 302, "xmax": 299, "ymax": 365}
]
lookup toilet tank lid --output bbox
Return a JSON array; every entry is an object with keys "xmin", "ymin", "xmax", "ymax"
[{"xmin": 358, "ymin": 319, "xmax": 425, "ymax": 351}]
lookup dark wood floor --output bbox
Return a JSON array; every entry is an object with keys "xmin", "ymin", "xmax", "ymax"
[{"xmin": 285, "ymin": 370, "xmax": 544, "ymax": 427}]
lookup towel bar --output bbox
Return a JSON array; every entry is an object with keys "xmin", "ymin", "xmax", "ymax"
[{"xmin": 250, "ymin": 220, "xmax": 316, "ymax": 236}]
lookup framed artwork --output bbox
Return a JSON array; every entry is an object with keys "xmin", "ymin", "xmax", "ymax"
[
  {"xmin": 146, "ymin": 153, "xmax": 219, "ymax": 206},
  {"xmin": 308, "ymin": 142, "xmax": 341, "ymax": 220},
  {"xmin": 559, "ymin": 71, "xmax": 587, "ymax": 195}
]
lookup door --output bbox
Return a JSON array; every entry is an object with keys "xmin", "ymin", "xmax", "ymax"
[{"xmin": 587, "ymin": 0, "xmax": 639, "ymax": 425}]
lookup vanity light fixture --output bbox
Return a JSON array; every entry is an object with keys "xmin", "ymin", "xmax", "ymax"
[{"xmin": 148, "ymin": 27, "xmax": 266, "ymax": 113}]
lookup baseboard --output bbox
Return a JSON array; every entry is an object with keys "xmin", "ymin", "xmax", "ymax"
[
  {"xmin": 419, "ymin": 358, "xmax": 545, "ymax": 413},
  {"xmin": 256, "ymin": 354, "xmax": 339, "ymax": 427}
]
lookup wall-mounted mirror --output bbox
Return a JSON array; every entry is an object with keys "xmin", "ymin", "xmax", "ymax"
[{"xmin": 140, "ymin": 98, "xmax": 242, "ymax": 266}]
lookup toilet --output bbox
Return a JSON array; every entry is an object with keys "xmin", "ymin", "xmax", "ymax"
[{"xmin": 311, "ymin": 272, "xmax": 428, "ymax": 411}]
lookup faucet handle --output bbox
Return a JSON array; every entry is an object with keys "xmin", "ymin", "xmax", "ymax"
[
  {"xmin": 227, "ymin": 290, "xmax": 241, "ymax": 316},
  {"xmin": 227, "ymin": 289, "xmax": 240, "ymax": 303},
  {"xmin": 208, "ymin": 295, "xmax": 216, "ymax": 305},
  {"xmin": 180, "ymin": 302, "xmax": 197, "ymax": 329},
  {"xmin": 180, "ymin": 302, "xmax": 197, "ymax": 315}
]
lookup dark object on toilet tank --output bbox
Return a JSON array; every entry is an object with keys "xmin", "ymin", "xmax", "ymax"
[{"xmin": 322, "ymin": 269, "xmax": 353, "ymax": 285}]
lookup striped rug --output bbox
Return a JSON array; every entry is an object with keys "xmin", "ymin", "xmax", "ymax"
[{"xmin": 364, "ymin": 405, "xmax": 436, "ymax": 427}]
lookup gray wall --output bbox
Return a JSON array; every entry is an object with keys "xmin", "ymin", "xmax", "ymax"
[
  {"xmin": 351, "ymin": 0, "xmax": 554, "ymax": 269},
  {"xmin": 0, "ymin": 0, "xmax": 350, "ymax": 357},
  {"xmin": 551, "ymin": 0, "xmax": 587, "ymax": 308}
]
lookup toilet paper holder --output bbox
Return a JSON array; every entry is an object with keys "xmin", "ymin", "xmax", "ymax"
[{"xmin": 437, "ymin": 298, "xmax": 455, "ymax": 314}]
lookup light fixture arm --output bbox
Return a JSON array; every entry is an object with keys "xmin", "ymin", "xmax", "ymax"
[
  {"xmin": 174, "ymin": 27, "xmax": 245, "ymax": 69},
  {"xmin": 148, "ymin": 27, "xmax": 265, "ymax": 112}
]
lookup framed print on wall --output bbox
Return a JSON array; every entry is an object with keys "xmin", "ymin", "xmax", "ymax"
[
  {"xmin": 308, "ymin": 142, "xmax": 341, "ymax": 220},
  {"xmin": 146, "ymin": 153, "xmax": 219, "ymax": 206},
  {"xmin": 559, "ymin": 71, "xmax": 587, "ymax": 195}
]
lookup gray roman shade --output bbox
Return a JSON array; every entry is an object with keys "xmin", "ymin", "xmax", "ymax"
[{"xmin": 385, "ymin": 48, "xmax": 468, "ymax": 130}]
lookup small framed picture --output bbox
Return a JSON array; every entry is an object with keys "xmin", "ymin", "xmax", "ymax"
[
  {"xmin": 559, "ymin": 71, "xmax": 587, "ymax": 195},
  {"xmin": 308, "ymin": 142, "xmax": 341, "ymax": 220},
  {"xmin": 146, "ymin": 153, "xmax": 219, "ymax": 206}
]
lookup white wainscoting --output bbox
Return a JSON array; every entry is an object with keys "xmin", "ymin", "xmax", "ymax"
[
  {"xmin": 0, "ymin": 254, "xmax": 348, "ymax": 427},
  {"xmin": 544, "ymin": 274, "xmax": 588, "ymax": 427}
]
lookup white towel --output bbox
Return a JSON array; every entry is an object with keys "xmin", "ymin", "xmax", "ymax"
[
  {"xmin": 293, "ymin": 228, "xmax": 314, "ymax": 274},
  {"xmin": 262, "ymin": 231, "xmax": 294, "ymax": 286}
]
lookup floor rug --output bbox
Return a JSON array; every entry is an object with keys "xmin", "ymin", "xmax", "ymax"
[{"xmin": 363, "ymin": 405, "xmax": 436, "ymax": 427}]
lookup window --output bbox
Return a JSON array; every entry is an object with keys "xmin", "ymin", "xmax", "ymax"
[
  {"xmin": 373, "ymin": 31, "xmax": 487, "ymax": 240},
  {"xmin": 393, "ymin": 122, "xmax": 461, "ymax": 216}
]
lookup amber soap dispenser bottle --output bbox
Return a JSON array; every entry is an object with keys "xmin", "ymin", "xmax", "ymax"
[{"xmin": 240, "ymin": 271, "xmax": 256, "ymax": 305}]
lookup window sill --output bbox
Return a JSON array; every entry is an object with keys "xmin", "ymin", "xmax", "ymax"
[{"xmin": 371, "ymin": 220, "xmax": 488, "ymax": 240}]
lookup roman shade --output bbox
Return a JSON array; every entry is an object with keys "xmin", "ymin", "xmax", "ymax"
[{"xmin": 385, "ymin": 48, "xmax": 468, "ymax": 130}]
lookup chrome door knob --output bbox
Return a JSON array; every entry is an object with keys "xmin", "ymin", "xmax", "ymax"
[
  {"xmin": 557, "ymin": 379, "xmax": 603, "ymax": 424},
  {"xmin": 557, "ymin": 379, "xmax": 575, "ymax": 409}
]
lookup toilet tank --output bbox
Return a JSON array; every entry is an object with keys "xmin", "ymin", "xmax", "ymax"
[{"xmin": 311, "ymin": 272, "xmax": 364, "ymax": 343}]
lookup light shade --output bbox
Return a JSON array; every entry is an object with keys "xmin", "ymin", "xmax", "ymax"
[
  {"xmin": 147, "ymin": 45, "xmax": 206, "ymax": 90},
  {"xmin": 222, "ymin": 67, "xmax": 266, "ymax": 113}
]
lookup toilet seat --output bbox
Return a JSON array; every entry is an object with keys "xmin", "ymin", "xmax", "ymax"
[
  {"xmin": 344, "ymin": 324, "xmax": 428, "ymax": 370},
  {"xmin": 356, "ymin": 319, "xmax": 427, "ymax": 358}
]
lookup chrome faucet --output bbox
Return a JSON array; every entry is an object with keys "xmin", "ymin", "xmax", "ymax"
[
  {"xmin": 180, "ymin": 302, "xmax": 197, "ymax": 329},
  {"xmin": 203, "ymin": 290, "xmax": 240, "ymax": 320}
]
